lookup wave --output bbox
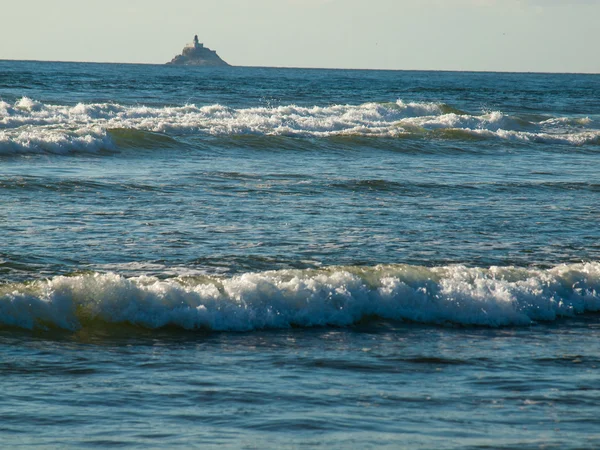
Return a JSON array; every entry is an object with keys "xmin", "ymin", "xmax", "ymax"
[
  {"xmin": 1, "ymin": 263, "xmax": 599, "ymax": 331},
  {"xmin": 0, "ymin": 126, "xmax": 116, "ymax": 155},
  {"xmin": 1, "ymin": 98, "xmax": 599, "ymax": 154}
]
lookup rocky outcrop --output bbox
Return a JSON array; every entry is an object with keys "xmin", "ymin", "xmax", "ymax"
[{"xmin": 167, "ymin": 35, "xmax": 230, "ymax": 67}]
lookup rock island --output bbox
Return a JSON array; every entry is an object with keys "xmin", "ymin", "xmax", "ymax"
[{"xmin": 167, "ymin": 35, "xmax": 230, "ymax": 66}]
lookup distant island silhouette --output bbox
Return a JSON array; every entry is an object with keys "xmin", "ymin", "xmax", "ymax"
[{"xmin": 167, "ymin": 35, "xmax": 230, "ymax": 67}]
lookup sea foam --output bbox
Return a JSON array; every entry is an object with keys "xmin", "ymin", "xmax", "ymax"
[
  {"xmin": 1, "ymin": 263, "xmax": 599, "ymax": 331},
  {"xmin": 1, "ymin": 98, "xmax": 598, "ymax": 154}
]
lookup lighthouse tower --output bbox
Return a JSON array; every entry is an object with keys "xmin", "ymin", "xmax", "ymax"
[{"xmin": 192, "ymin": 35, "xmax": 203, "ymax": 49}]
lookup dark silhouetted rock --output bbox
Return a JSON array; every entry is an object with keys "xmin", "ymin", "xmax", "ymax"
[{"xmin": 167, "ymin": 36, "xmax": 230, "ymax": 67}]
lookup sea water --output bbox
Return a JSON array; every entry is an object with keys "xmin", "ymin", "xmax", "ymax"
[{"xmin": 1, "ymin": 61, "xmax": 600, "ymax": 448}]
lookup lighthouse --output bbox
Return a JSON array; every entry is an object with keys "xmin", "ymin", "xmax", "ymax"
[{"xmin": 192, "ymin": 35, "xmax": 203, "ymax": 49}]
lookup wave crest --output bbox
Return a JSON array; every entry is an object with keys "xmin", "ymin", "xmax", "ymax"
[
  {"xmin": 1, "ymin": 263, "xmax": 599, "ymax": 331},
  {"xmin": 1, "ymin": 98, "xmax": 599, "ymax": 155}
]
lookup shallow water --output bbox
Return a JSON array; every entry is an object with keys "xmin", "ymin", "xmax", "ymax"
[
  {"xmin": 3, "ymin": 320, "xmax": 600, "ymax": 449},
  {"xmin": 1, "ymin": 61, "xmax": 600, "ymax": 448}
]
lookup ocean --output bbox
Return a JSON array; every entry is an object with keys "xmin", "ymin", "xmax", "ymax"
[{"xmin": 1, "ymin": 60, "xmax": 599, "ymax": 448}]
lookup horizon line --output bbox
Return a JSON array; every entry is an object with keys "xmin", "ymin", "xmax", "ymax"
[{"xmin": 0, "ymin": 58, "xmax": 598, "ymax": 76}]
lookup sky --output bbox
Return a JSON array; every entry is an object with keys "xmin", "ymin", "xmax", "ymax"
[{"xmin": 1, "ymin": 0, "xmax": 599, "ymax": 73}]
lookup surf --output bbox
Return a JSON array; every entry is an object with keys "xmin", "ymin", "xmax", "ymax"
[
  {"xmin": 1, "ymin": 98, "xmax": 598, "ymax": 155},
  {"xmin": 1, "ymin": 262, "xmax": 599, "ymax": 331}
]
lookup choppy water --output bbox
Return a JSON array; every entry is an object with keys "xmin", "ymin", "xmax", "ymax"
[{"xmin": 1, "ymin": 60, "xmax": 599, "ymax": 448}]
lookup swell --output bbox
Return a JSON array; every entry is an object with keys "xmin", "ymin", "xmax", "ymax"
[
  {"xmin": 1, "ymin": 262, "xmax": 599, "ymax": 331},
  {"xmin": 328, "ymin": 179, "xmax": 600, "ymax": 194},
  {"xmin": 4, "ymin": 172, "xmax": 599, "ymax": 196},
  {"xmin": 1, "ymin": 98, "xmax": 598, "ymax": 155},
  {"xmin": 0, "ymin": 175, "xmax": 165, "ymax": 193}
]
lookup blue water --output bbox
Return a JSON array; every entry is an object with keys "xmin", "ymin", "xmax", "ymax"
[{"xmin": 1, "ymin": 61, "xmax": 600, "ymax": 448}]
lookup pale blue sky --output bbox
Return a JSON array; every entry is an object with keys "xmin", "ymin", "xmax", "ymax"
[{"xmin": 2, "ymin": 0, "xmax": 599, "ymax": 72}]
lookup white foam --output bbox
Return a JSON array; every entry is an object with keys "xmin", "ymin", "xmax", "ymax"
[
  {"xmin": 1, "ymin": 262, "xmax": 599, "ymax": 331},
  {"xmin": 1, "ymin": 97, "xmax": 598, "ymax": 154},
  {"xmin": 0, "ymin": 126, "xmax": 115, "ymax": 155}
]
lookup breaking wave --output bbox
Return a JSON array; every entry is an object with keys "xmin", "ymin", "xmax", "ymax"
[
  {"xmin": 1, "ymin": 262, "xmax": 599, "ymax": 331},
  {"xmin": 1, "ymin": 98, "xmax": 599, "ymax": 154}
]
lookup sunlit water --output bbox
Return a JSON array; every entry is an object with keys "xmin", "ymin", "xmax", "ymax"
[{"xmin": 1, "ymin": 61, "xmax": 599, "ymax": 448}]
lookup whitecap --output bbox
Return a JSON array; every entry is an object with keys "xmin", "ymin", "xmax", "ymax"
[{"xmin": 1, "ymin": 262, "xmax": 599, "ymax": 331}]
